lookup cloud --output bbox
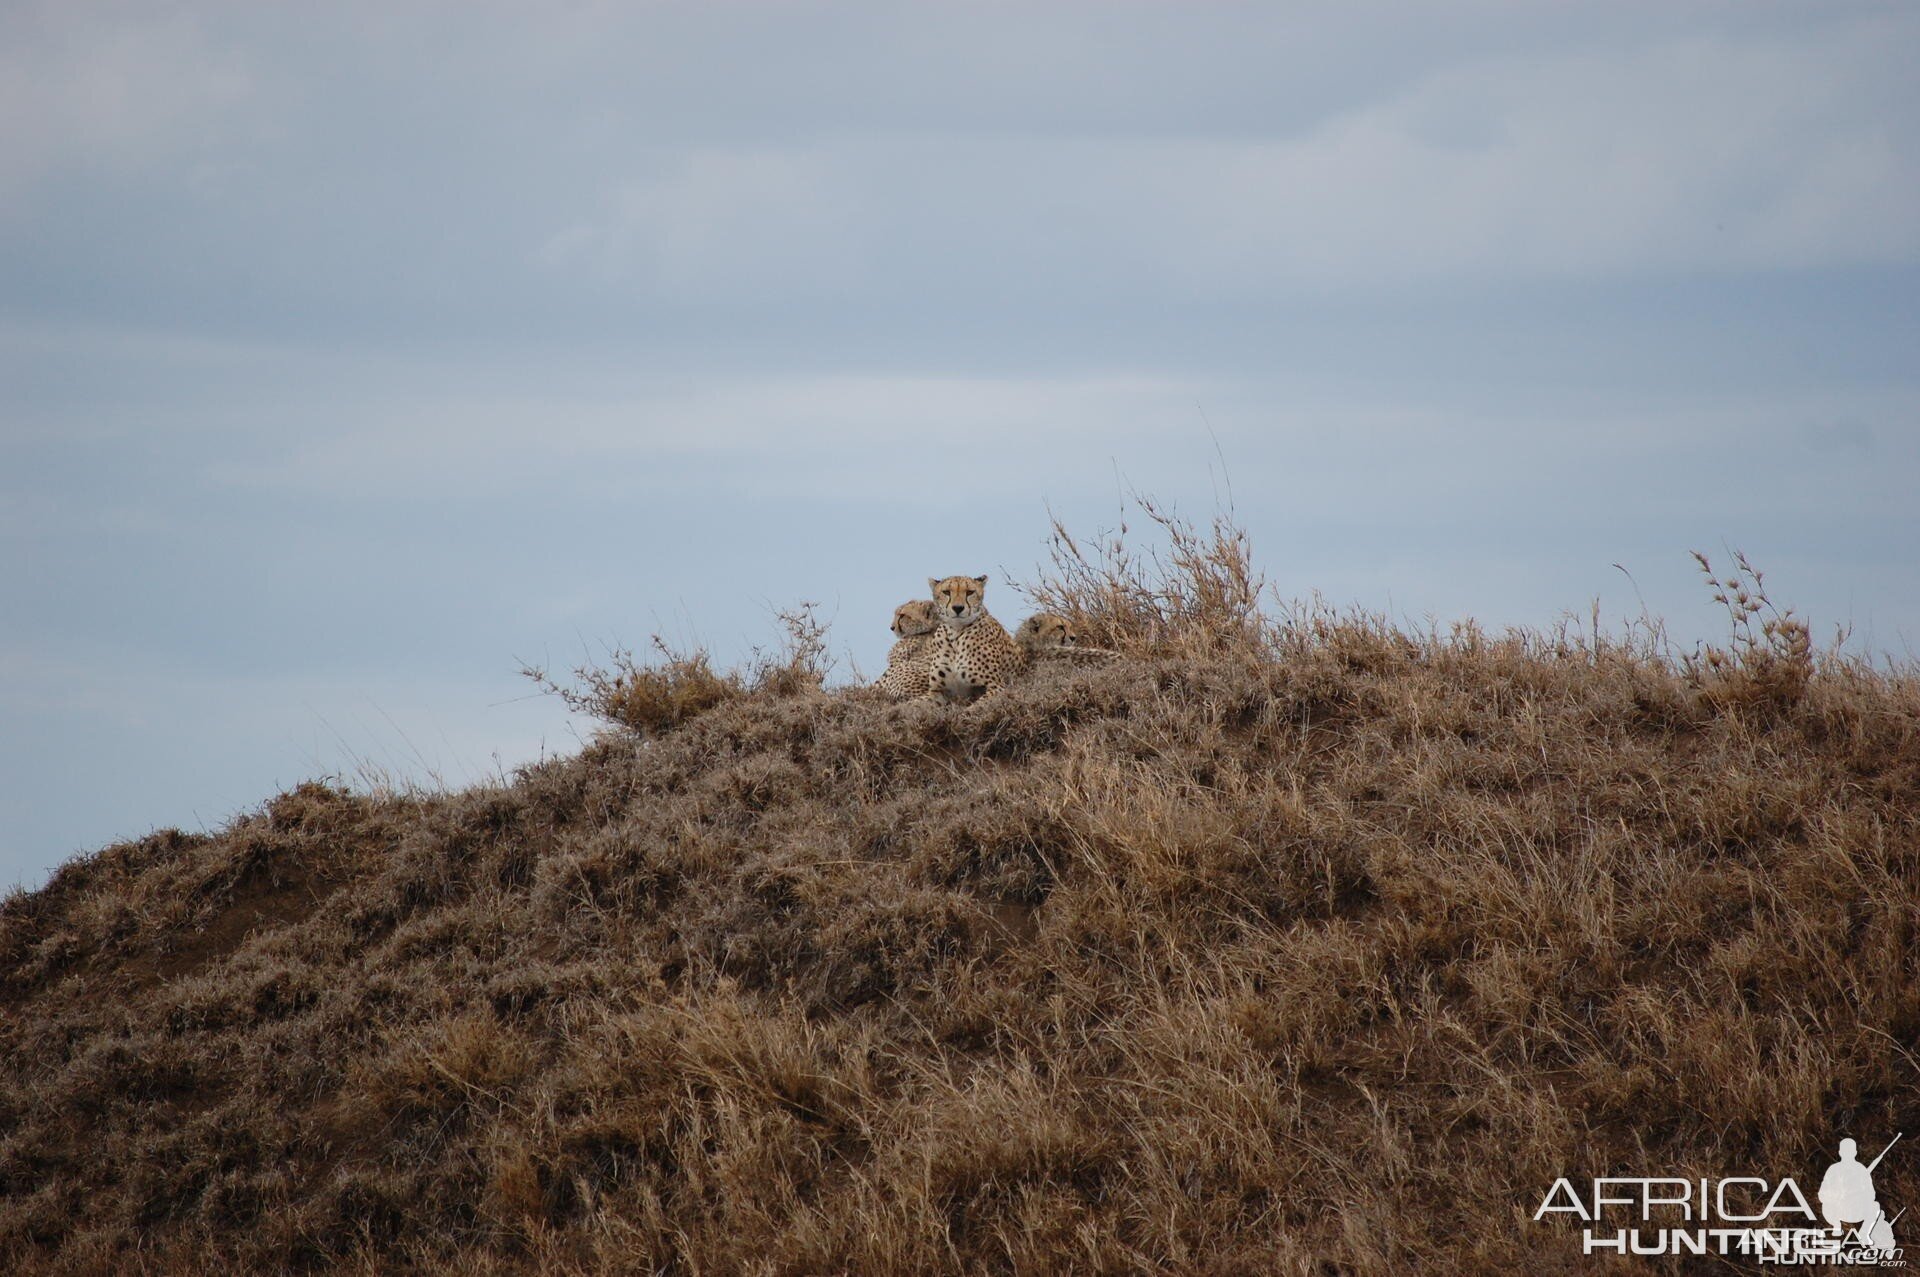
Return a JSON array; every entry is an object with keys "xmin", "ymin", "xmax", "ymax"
[
  {"xmin": 1798, "ymin": 420, "xmax": 1875, "ymax": 455},
  {"xmin": 5, "ymin": 4, "xmax": 1914, "ymax": 340},
  {"xmin": 0, "ymin": 3, "xmax": 254, "ymax": 206},
  {"xmin": 198, "ymin": 372, "xmax": 1198, "ymax": 499},
  {"xmin": 1245, "ymin": 24, "xmax": 1920, "ymax": 281},
  {"xmin": 535, "ymin": 150, "xmax": 865, "ymax": 291},
  {"xmin": 528, "ymin": 15, "xmax": 1920, "ymax": 300}
]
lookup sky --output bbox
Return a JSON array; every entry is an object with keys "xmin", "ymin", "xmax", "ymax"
[{"xmin": 3, "ymin": 0, "xmax": 1917, "ymax": 888}]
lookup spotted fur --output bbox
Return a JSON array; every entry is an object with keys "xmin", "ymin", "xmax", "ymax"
[
  {"xmin": 875, "ymin": 599, "xmax": 938, "ymax": 698},
  {"xmin": 1015, "ymin": 612, "xmax": 1119, "ymax": 668},
  {"xmin": 922, "ymin": 575, "xmax": 1020, "ymax": 704}
]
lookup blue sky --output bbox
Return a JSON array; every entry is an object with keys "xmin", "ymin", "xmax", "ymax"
[{"xmin": 4, "ymin": 1, "xmax": 1917, "ymax": 887}]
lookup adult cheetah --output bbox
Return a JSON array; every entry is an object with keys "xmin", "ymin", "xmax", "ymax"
[
  {"xmin": 874, "ymin": 598, "xmax": 937, "ymax": 697},
  {"xmin": 923, "ymin": 574, "xmax": 1020, "ymax": 704}
]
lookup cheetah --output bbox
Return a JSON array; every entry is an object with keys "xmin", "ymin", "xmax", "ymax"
[
  {"xmin": 874, "ymin": 598, "xmax": 937, "ymax": 697},
  {"xmin": 1014, "ymin": 612, "xmax": 1077, "ymax": 665},
  {"xmin": 922, "ymin": 574, "xmax": 1020, "ymax": 704},
  {"xmin": 1015, "ymin": 612, "xmax": 1120, "ymax": 668}
]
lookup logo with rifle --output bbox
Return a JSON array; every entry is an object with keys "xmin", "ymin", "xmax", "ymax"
[{"xmin": 1533, "ymin": 1132, "xmax": 1905, "ymax": 1264}]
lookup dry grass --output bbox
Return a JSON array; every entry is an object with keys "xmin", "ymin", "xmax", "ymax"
[
  {"xmin": 1018, "ymin": 497, "xmax": 1265, "ymax": 659},
  {"xmin": 522, "ymin": 602, "xmax": 832, "ymax": 735},
  {"xmin": 3, "ymin": 509, "xmax": 1917, "ymax": 1275}
]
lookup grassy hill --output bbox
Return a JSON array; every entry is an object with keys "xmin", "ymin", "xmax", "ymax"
[{"xmin": 3, "ymin": 518, "xmax": 1916, "ymax": 1274}]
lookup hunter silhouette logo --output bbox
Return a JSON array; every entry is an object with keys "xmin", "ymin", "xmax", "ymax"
[
  {"xmin": 1821, "ymin": 1136, "xmax": 1901, "ymax": 1253},
  {"xmin": 1533, "ymin": 1132, "xmax": 1906, "ymax": 1264}
]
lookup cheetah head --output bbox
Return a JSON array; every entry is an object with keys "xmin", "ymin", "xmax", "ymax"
[
  {"xmin": 928, "ymin": 574, "xmax": 989, "ymax": 628},
  {"xmin": 891, "ymin": 598, "xmax": 937, "ymax": 639},
  {"xmin": 1015, "ymin": 613, "xmax": 1077, "ymax": 654}
]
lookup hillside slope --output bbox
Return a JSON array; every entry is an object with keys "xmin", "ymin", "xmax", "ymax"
[{"xmin": 3, "ymin": 587, "xmax": 1918, "ymax": 1273}]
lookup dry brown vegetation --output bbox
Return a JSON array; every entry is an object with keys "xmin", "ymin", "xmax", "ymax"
[{"xmin": 3, "ymin": 510, "xmax": 1917, "ymax": 1275}]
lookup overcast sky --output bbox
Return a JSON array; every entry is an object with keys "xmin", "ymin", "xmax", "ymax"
[{"xmin": 4, "ymin": 1, "xmax": 1917, "ymax": 887}]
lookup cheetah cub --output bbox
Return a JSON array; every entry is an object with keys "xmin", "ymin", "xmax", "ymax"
[
  {"xmin": 923, "ymin": 574, "xmax": 1020, "ymax": 704},
  {"xmin": 1014, "ymin": 613, "xmax": 1077, "ymax": 665},
  {"xmin": 1015, "ymin": 612, "xmax": 1119, "ymax": 668},
  {"xmin": 874, "ymin": 598, "xmax": 937, "ymax": 697}
]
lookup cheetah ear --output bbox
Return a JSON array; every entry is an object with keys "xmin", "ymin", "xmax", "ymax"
[
  {"xmin": 974, "ymin": 575, "xmax": 989, "ymax": 586},
  {"xmin": 927, "ymin": 577, "xmax": 940, "ymax": 593}
]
